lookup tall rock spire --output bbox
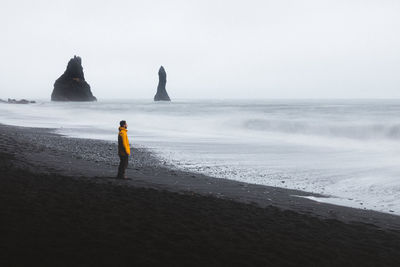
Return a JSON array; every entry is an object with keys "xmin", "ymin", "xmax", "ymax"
[{"xmin": 154, "ymin": 66, "xmax": 171, "ymax": 101}]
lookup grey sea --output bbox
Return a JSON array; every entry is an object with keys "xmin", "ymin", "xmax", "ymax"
[{"xmin": 2, "ymin": 99, "xmax": 400, "ymax": 214}]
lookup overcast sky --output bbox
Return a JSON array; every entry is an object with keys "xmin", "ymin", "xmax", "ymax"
[{"xmin": 0, "ymin": 0, "xmax": 399, "ymax": 99}]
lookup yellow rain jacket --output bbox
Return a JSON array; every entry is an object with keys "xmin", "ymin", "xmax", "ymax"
[{"xmin": 118, "ymin": 127, "xmax": 131, "ymax": 156}]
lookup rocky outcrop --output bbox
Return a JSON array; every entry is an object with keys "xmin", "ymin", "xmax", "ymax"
[
  {"xmin": 0, "ymin": 98, "xmax": 36, "ymax": 104},
  {"xmin": 154, "ymin": 66, "xmax": 170, "ymax": 101},
  {"xmin": 51, "ymin": 56, "xmax": 97, "ymax": 101}
]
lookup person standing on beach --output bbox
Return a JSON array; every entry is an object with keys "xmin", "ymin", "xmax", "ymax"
[{"xmin": 117, "ymin": 120, "xmax": 131, "ymax": 179}]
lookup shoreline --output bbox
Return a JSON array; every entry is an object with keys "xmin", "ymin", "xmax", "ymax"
[
  {"xmin": 1, "ymin": 123, "xmax": 400, "ymax": 229},
  {"xmin": 1, "ymin": 123, "xmax": 400, "ymax": 265}
]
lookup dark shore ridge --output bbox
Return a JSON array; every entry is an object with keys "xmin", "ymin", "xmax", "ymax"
[
  {"xmin": 0, "ymin": 98, "xmax": 35, "ymax": 104},
  {"xmin": 1, "ymin": 124, "xmax": 400, "ymax": 266},
  {"xmin": 154, "ymin": 66, "xmax": 171, "ymax": 101},
  {"xmin": 51, "ymin": 56, "xmax": 97, "ymax": 101}
]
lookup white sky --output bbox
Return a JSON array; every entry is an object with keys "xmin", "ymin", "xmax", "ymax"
[{"xmin": 0, "ymin": 0, "xmax": 399, "ymax": 99}]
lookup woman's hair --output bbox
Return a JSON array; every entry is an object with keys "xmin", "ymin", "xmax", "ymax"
[{"xmin": 120, "ymin": 120, "xmax": 126, "ymax": 127}]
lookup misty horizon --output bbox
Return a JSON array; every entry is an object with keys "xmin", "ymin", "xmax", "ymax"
[{"xmin": 1, "ymin": 0, "xmax": 399, "ymax": 100}]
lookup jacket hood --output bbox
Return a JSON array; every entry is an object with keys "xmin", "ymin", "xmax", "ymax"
[{"xmin": 119, "ymin": 126, "xmax": 127, "ymax": 132}]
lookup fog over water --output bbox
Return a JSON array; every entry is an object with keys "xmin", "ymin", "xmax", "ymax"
[{"xmin": 1, "ymin": 0, "xmax": 400, "ymax": 99}]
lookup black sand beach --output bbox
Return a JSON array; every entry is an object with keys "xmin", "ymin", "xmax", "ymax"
[{"xmin": 1, "ymin": 124, "xmax": 400, "ymax": 266}]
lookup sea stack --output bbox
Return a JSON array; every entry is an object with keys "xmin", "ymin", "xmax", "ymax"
[
  {"xmin": 154, "ymin": 66, "xmax": 171, "ymax": 101},
  {"xmin": 51, "ymin": 56, "xmax": 97, "ymax": 101}
]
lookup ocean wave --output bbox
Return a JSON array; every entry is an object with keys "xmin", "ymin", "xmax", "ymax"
[{"xmin": 244, "ymin": 118, "xmax": 400, "ymax": 141}]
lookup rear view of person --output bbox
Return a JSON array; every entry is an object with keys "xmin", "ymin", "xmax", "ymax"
[{"xmin": 117, "ymin": 120, "xmax": 131, "ymax": 179}]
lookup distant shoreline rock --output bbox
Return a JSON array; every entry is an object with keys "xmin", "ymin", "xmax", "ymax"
[
  {"xmin": 0, "ymin": 98, "xmax": 36, "ymax": 104},
  {"xmin": 51, "ymin": 56, "xmax": 97, "ymax": 102},
  {"xmin": 154, "ymin": 66, "xmax": 171, "ymax": 101}
]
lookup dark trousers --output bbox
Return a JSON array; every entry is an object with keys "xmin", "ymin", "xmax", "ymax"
[{"xmin": 117, "ymin": 155, "xmax": 129, "ymax": 178}]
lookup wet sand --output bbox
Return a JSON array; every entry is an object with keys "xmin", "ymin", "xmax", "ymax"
[{"xmin": 1, "ymin": 124, "xmax": 400, "ymax": 266}]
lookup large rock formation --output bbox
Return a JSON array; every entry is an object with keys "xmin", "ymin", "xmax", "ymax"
[
  {"xmin": 51, "ymin": 56, "xmax": 97, "ymax": 101},
  {"xmin": 154, "ymin": 66, "xmax": 171, "ymax": 101}
]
